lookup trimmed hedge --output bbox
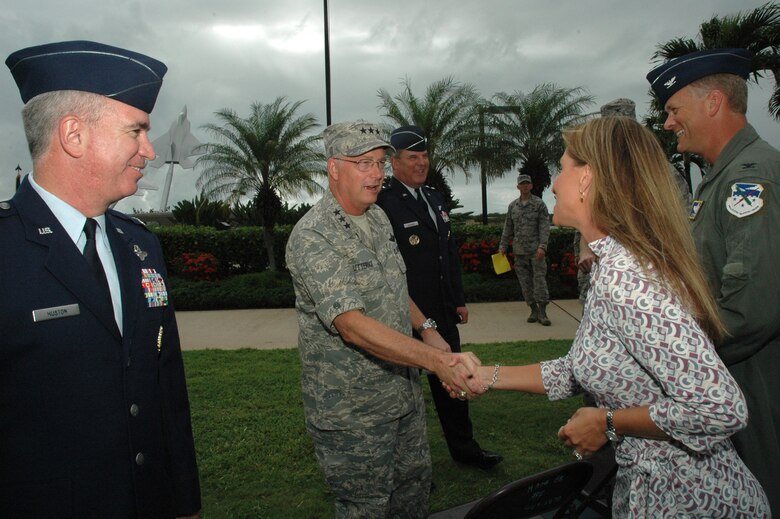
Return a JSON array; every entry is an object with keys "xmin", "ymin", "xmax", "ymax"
[
  {"xmin": 155, "ymin": 221, "xmax": 578, "ymax": 310},
  {"xmin": 153, "ymin": 224, "xmax": 291, "ymax": 277},
  {"xmin": 170, "ymin": 271, "xmax": 296, "ymax": 310}
]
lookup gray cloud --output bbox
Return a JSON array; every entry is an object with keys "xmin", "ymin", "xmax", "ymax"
[{"xmin": 0, "ymin": 0, "xmax": 774, "ymax": 216}]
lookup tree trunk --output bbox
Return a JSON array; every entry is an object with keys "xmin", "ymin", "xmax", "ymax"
[{"xmin": 263, "ymin": 224, "xmax": 277, "ymax": 272}]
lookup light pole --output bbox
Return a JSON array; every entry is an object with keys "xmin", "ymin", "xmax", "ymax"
[
  {"xmin": 15, "ymin": 164, "xmax": 22, "ymax": 190},
  {"xmin": 323, "ymin": 0, "xmax": 332, "ymax": 125}
]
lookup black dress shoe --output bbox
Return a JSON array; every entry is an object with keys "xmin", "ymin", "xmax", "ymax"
[{"xmin": 456, "ymin": 449, "xmax": 504, "ymax": 470}]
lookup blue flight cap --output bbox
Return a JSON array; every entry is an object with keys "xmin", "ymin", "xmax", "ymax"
[
  {"xmin": 390, "ymin": 125, "xmax": 427, "ymax": 152},
  {"xmin": 6, "ymin": 40, "xmax": 167, "ymax": 113},
  {"xmin": 646, "ymin": 48, "xmax": 751, "ymax": 106}
]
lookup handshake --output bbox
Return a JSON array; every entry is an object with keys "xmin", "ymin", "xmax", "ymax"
[{"xmin": 433, "ymin": 352, "xmax": 500, "ymax": 400}]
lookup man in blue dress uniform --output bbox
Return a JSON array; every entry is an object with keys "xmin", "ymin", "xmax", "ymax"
[
  {"xmin": 1, "ymin": 41, "xmax": 201, "ymax": 518},
  {"xmin": 376, "ymin": 125, "xmax": 503, "ymax": 469}
]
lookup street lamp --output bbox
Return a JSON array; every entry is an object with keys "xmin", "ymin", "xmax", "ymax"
[
  {"xmin": 478, "ymin": 105, "xmax": 520, "ymax": 225},
  {"xmin": 15, "ymin": 164, "xmax": 22, "ymax": 190},
  {"xmin": 323, "ymin": 0, "xmax": 332, "ymax": 125}
]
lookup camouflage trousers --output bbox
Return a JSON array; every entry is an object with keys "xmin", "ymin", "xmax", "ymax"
[
  {"xmin": 307, "ymin": 407, "xmax": 432, "ymax": 518},
  {"xmin": 513, "ymin": 254, "xmax": 549, "ymax": 305}
]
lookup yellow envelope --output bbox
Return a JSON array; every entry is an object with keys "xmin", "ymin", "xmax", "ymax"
[{"xmin": 491, "ymin": 253, "xmax": 511, "ymax": 275}]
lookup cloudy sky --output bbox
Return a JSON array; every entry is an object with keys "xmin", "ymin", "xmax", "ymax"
[{"xmin": 0, "ymin": 0, "xmax": 776, "ymax": 215}]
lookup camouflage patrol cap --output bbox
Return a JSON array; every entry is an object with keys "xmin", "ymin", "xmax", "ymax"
[
  {"xmin": 600, "ymin": 98, "xmax": 636, "ymax": 119},
  {"xmin": 517, "ymin": 174, "xmax": 532, "ymax": 184},
  {"xmin": 322, "ymin": 120, "xmax": 393, "ymax": 158}
]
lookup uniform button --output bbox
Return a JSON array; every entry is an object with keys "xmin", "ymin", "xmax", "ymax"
[
  {"xmin": 130, "ymin": 404, "xmax": 139, "ymax": 417},
  {"xmin": 0, "ymin": 202, "xmax": 10, "ymax": 210},
  {"xmin": 135, "ymin": 452, "xmax": 145, "ymax": 465}
]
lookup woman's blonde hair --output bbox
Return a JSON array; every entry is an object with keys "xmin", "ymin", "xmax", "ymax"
[{"xmin": 563, "ymin": 117, "xmax": 725, "ymax": 341}]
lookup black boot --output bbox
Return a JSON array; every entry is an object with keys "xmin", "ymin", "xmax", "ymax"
[
  {"xmin": 527, "ymin": 303, "xmax": 539, "ymax": 323},
  {"xmin": 538, "ymin": 303, "xmax": 551, "ymax": 326}
]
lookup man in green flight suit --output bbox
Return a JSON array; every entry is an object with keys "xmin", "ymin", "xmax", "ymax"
[{"xmin": 648, "ymin": 48, "xmax": 779, "ymax": 515}]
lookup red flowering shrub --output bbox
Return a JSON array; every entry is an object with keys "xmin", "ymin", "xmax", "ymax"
[
  {"xmin": 458, "ymin": 238, "xmax": 512, "ymax": 274},
  {"xmin": 177, "ymin": 252, "xmax": 221, "ymax": 281},
  {"xmin": 458, "ymin": 237, "xmax": 577, "ymax": 290},
  {"xmin": 549, "ymin": 250, "xmax": 577, "ymax": 287}
]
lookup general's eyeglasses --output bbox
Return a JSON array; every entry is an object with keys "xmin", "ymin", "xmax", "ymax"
[{"xmin": 336, "ymin": 157, "xmax": 387, "ymax": 172}]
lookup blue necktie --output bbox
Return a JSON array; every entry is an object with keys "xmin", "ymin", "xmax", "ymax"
[{"xmin": 415, "ymin": 188, "xmax": 434, "ymax": 225}]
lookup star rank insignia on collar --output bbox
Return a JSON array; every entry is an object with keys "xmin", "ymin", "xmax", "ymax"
[{"xmin": 333, "ymin": 208, "xmax": 351, "ymax": 229}]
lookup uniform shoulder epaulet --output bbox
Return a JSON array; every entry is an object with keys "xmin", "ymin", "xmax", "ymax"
[
  {"xmin": 110, "ymin": 209, "xmax": 150, "ymax": 230},
  {"xmin": 131, "ymin": 216, "xmax": 150, "ymax": 229},
  {"xmin": 0, "ymin": 200, "xmax": 15, "ymax": 217}
]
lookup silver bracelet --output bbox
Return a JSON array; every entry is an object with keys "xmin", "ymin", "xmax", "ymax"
[{"xmin": 484, "ymin": 364, "xmax": 500, "ymax": 391}]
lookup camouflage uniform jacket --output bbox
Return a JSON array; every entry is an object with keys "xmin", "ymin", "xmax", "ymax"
[
  {"xmin": 499, "ymin": 195, "xmax": 550, "ymax": 256},
  {"xmin": 286, "ymin": 189, "xmax": 423, "ymax": 430}
]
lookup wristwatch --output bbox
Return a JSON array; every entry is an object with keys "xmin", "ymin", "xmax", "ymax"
[
  {"xmin": 605, "ymin": 408, "xmax": 622, "ymax": 442},
  {"xmin": 416, "ymin": 318, "xmax": 437, "ymax": 335}
]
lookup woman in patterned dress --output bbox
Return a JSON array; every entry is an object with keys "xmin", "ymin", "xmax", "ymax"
[{"xmin": 472, "ymin": 117, "xmax": 769, "ymax": 517}]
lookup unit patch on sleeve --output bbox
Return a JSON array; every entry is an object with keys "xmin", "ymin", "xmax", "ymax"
[{"xmin": 726, "ymin": 182, "xmax": 764, "ymax": 218}]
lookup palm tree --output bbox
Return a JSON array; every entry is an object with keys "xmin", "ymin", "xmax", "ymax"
[
  {"xmin": 377, "ymin": 76, "xmax": 483, "ymax": 210},
  {"xmin": 653, "ymin": 1, "xmax": 780, "ymax": 120},
  {"xmin": 171, "ymin": 193, "xmax": 230, "ymax": 227},
  {"xmin": 491, "ymin": 84, "xmax": 595, "ymax": 197},
  {"xmin": 196, "ymin": 97, "xmax": 326, "ymax": 271}
]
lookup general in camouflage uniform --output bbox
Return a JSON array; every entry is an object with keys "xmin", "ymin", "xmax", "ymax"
[
  {"xmin": 286, "ymin": 121, "xmax": 481, "ymax": 518},
  {"xmin": 649, "ymin": 48, "xmax": 779, "ymax": 515},
  {"xmin": 498, "ymin": 174, "xmax": 551, "ymax": 325}
]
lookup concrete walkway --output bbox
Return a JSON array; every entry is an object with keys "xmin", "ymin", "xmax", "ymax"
[{"xmin": 176, "ymin": 300, "xmax": 583, "ymax": 350}]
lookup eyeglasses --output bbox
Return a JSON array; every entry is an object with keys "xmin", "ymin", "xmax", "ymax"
[{"xmin": 336, "ymin": 157, "xmax": 387, "ymax": 172}]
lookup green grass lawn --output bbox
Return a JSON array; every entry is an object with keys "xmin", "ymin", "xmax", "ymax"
[{"xmin": 184, "ymin": 340, "xmax": 581, "ymax": 518}]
